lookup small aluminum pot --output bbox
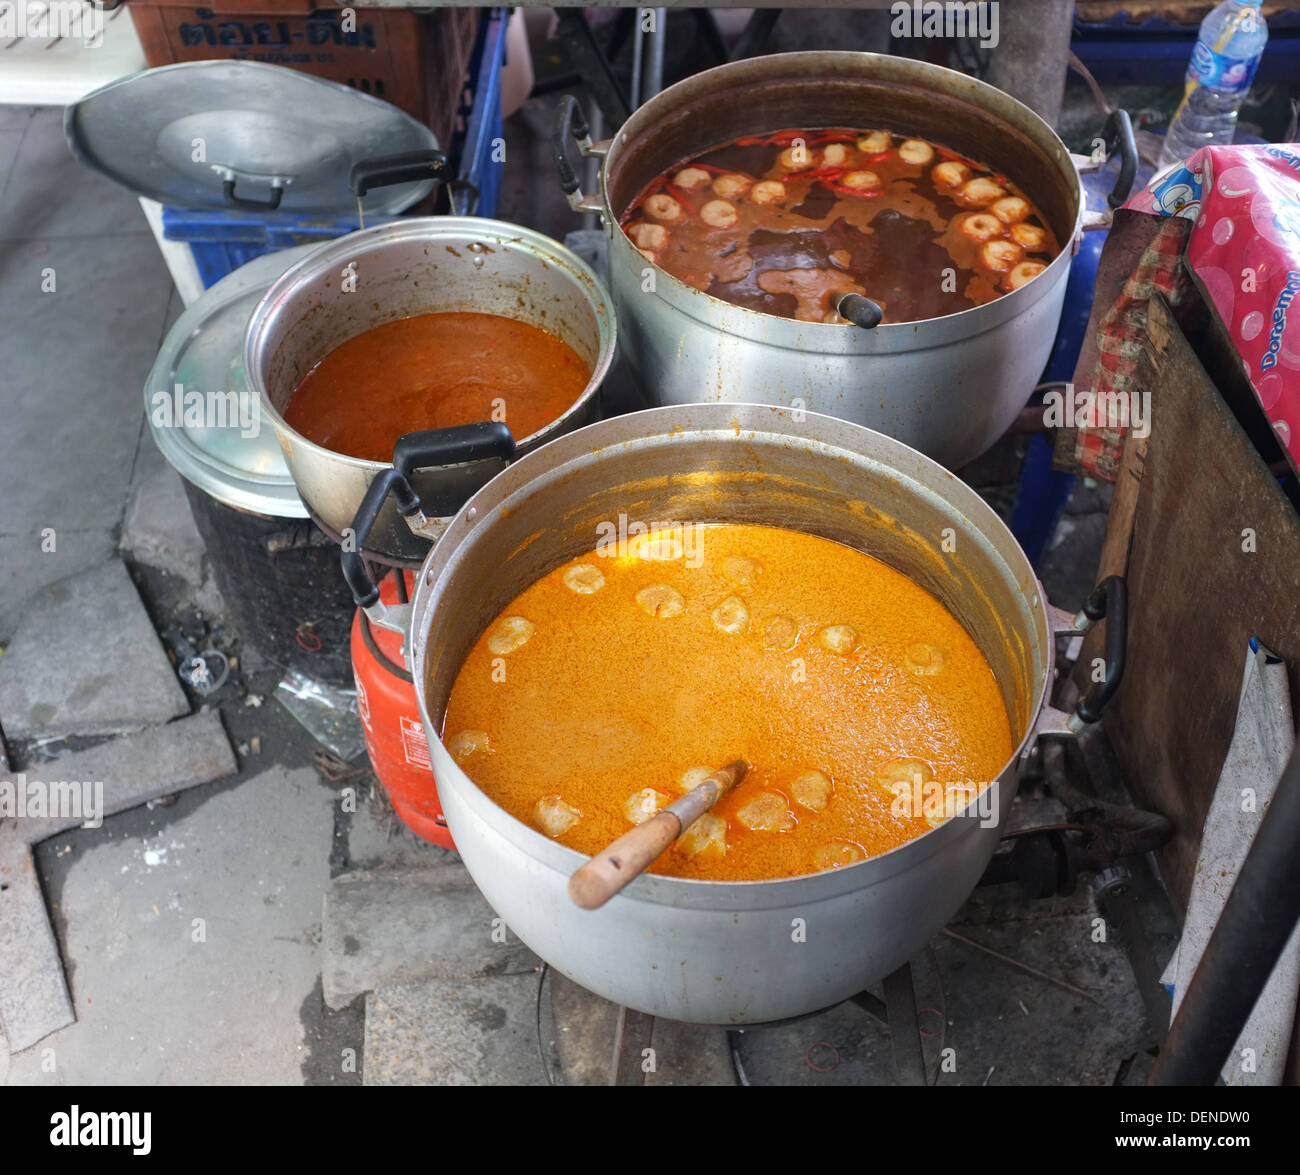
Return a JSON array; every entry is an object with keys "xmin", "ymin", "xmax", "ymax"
[
  {"xmin": 244, "ymin": 217, "xmax": 617, "ymax": 562},
  {"xmin": 351, "ymin": 404, "xmax": 1125, "ymax": 1024}
]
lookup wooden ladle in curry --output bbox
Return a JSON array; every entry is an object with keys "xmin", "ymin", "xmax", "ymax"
[{"xmin": 567, "ymin": 760, "xmax": 748, "ymax": 910}]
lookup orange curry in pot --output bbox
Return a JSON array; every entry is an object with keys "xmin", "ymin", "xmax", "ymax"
[
  {"xmin": 619, "ymin": 128, "xmax": 1060, "ymax": 324},
  {"xmin": 285, "ymin": 311, "xmax": 591, "ymax": 462},
  {"xmin": 443, "ymin": 523, "xmax": 1014, "ymax": 881}
]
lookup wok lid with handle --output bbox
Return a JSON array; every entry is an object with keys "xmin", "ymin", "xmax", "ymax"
[{"xmin": 64, "ymin": 60, "xmax": 446, "ymax": 217}]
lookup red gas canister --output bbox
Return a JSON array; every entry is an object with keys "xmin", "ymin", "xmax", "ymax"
[{"xmin": 350, "ymin": 570, "xmax": 454, "ymax": 848}]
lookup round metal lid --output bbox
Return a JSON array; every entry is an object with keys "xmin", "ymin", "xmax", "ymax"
[
  {"xmin": 146, "ymin": 246, "xmax": 320, "ymax": 519},
  {"xmin": 65, "ymin": 60, "xmax": 439, "ymax": 216}
]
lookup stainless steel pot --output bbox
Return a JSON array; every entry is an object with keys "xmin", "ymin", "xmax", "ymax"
[
  {"xmin": 554, "ymin": 52, "xmax": 1135, "ymax": 471},
  {"xmin": 244, "ymin": 217, "xmax": 617, "ymax": 562},
  {"xmin": 349, "ymin": 403, "xmax": 1124, "ymax": 1024}
]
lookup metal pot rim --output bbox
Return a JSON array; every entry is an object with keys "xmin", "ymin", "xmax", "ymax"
[
  {"xmin": 599, "ymin": 49, "xmax": 1084, "ymax": 339},
  {"xmin": 411, "ymin": 403, "xmax": 1053, "ymax": 907},
  {"xmin": 245, "ymin": 216, "xmax": 618, "ymax": 471}
]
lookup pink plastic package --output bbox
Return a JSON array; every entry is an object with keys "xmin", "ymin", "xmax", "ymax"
[{"xmin": 1128, "ymin": 143, "xmax": 1300, "ymax": 465}]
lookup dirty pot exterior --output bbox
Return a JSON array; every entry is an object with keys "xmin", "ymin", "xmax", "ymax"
[{"xmin": 407, "ymin": 404, "xmax": 1058, "ymax": 1024}]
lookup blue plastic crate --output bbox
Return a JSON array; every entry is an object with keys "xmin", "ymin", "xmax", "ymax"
[
  {"xmin": 449, "ymin": 7, "xmax": 508, "ymax": 219},
  {"xmin": 160, "ymin": 208, "xmax": 364, "ymax": 290},
  {"xmin": 163, "ymin": 8, "xmax": 508, "ymax": 289},
  {"xmin": 1071, "ymin": 10, "xmax": 1300, "ymax": 86}
]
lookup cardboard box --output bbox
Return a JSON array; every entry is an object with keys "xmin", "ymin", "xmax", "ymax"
[{"xmin": 127, "ymin": 5, "xmax": 479, "ymax": 146}]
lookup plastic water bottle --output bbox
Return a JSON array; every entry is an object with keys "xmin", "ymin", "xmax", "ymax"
[{"xmin": 1158, "ymin": 0, "xmax": 1269, "ymax": 169}]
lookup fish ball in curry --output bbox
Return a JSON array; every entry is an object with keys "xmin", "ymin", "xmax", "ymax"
[
  {"xmin": 818, "ymin": 624, "xmax": 858, "ymax": 654},
  {"xmin": 645, "ymin": 193, "xmax": 684, "ymax": 222},
  {"xmin": 635, "ymin": 584, "xmax": 686, "ymax": 618},
  {"xmin": 711, "ymin": 596, "xmax": 750, "ymax": 634},
  {"xmin": 623, "ymin": 787, "xmax": 670, "ymax": 825},
  {"xmin": 534, "ymin": 795, "xmax": 581, "ymax": 837},
  {"xmin": 563, "ymin": 563, "xmax": 605, "ymax": 594},
  {"xmin": 737, "ymin": 790, "xmax": 797, "ymax": 832},
  {"xmin": 487, "ymin": 616, "xmax": 535, "ymax": 655},
  {"xmin": 712, "ymin": 173, "xmax": 752, "ymax": 199},
  {"xmin": 700, "ymin": 199, "xmax": 739, "ymax": 229},
  {"xmin": 790, "ymin": 770, "xmax": 833, "ymax": 811},
  {"xmin": 678, "ymin": 812, "xmax": 727, "ymax": 858}
]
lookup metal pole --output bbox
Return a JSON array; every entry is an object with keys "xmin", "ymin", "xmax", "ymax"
[
  {"xmin": 643, "ymin": 8, "xmax": 666, "ymax": 103},
  {"xmin": 581, "ymin": 103, "xmax": 603, "ymax": 233},
  {"xmin": 630, "ymin": 7, "xmax": 645, "ymax": 109},
  {"xmin": 983, "ymin": 0, "xmax": 1074, "ymax": 130}
]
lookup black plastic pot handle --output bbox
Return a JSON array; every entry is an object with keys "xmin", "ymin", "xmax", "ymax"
[
  {"xmin": 553, "ymin": 94, "xmax": 592, "ymax": 198},
  {"xmin": 349, "ymin": 149, "xmax": 450, "ymax": 199},
  {"xmin": 222, "ymin": 177, "xmax": 283, "ymax": 212},
  {"xmin": 341, "ymin": 470, "xmax": 423, "ymax": 609},
  {"xmin": 340, "ymin": 423, "xmax": 517, "ymax": 609},
  {"xmin": 393, "ymin": 421, "xmax": 516, "ymax": 479},
  {"xmin": 1100, "ymin": 109, "xmax": 1138, "ymax": 210},
  {"xmin": 1075, "ymin": 575, "xmax": 1128, "ymax": 724},
  {"xmin": 837, "ymin": 293, "xmax": 884, "ymax": 330}
]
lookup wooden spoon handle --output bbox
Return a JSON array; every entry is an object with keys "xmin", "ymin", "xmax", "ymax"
[
  {"xmin": 567, "ymin": 811, "xmax": 683, "ymax": 910},
  {"xmin": 567, "ymin": 760, "xmax": 747, "ymax": 910}
]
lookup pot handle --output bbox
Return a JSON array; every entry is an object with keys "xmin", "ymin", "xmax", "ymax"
[
  {"xmin": 1100, "ymin": 110, "xmax": 1139, "ymax": 211},
  {"xmin": 222, "ymin": 176, "xmax": 284, "ymax": 212},
  {"xmin": 1079, "ymin": 109, "xmax": 1138, "ymax": 232},
  {"xmin": 349, "ymin": 149, "xmax": 451, "ymax": 199},
  {"xmin": 393, "ymin": 421, "xmax": 517, "ymax": 519},
  {"xmin": 836, "ymin": 292, "xmax": 885, "ymax": 330},
  {"xmin": 340, "ymin": 469, "xmax": 424, "ymax": 635},
  {"xmin": 1075, "ymin": 574, "xmax": 1128, "ymax": 723},
  {"xmin": 553, "ymin": 95, "xmax": 606, "ymax": 216},
  {"xmin": 393, "ymin": 421, "xmax": 516, "ymax": 480},
  {"xmin": 1038, "ymin": 574, "xmax": 1128, "ymax": 735},
  {"xmin": 340, "ymin": 423, "xmax": 516, "ymax": 632}
]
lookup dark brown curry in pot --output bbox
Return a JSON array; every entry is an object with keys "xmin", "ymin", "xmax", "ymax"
[{"xmin": 619, "ymin": 128, "xmax": 1061, "ymax": 325}]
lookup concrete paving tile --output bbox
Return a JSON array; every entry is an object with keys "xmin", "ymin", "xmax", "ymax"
[
  {"xmin": 0, "ymin": 130, "xmax": 25, "ymax": 202},
  {"xmin": 0, "ymin": 558, "xmax": 188, "ymax": 740},
  {"xmin": 5, "ymin": 761, "xmax": 333, "ymax": 1084},
  {"xmin": 0, "ymin": 232, "xmax": 173, "ymax": 537},
  {"xmin": 343, "ymin": 783, "xmax": 459, "ymax": 871},
  {"xmin": 0, "ymin": 107, "xmax": 37, "ymax": 133},
  {"xmin": 0, "ymin": 838, "xmax": 75, "ymax": 1052},
  {"xmin": 364, "ymin": 974, "xmax": 549, "ymax": 1086},
  {"xmin": 0, "ymin": 527, "xmax": 117, "ymax": 644},
  {"xmin": 120, "ymin": 464, "xmax": 207, "ymax": 587},
  {"xmin": 322, "ymin": 862, "xmax": 538, "ymax": 1010},
  {"xmin": 9, "ymin": 710, "xmax": 237, "ymax": 844},
  {"xmin": 0, "ymin": 106, "xmax": 146, "ymax": 241}
]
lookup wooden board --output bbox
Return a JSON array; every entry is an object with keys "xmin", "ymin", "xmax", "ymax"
[{"xmin": 1103, "ymin": 294, "xmax": 1300, "ymax": 915}]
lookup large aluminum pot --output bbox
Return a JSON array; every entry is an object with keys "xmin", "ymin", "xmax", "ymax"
[
  {"xmin": 381, "ymin": 403, "xmax": 1119, "ymax": 1024},
  {"xmin": 244, "ymin": 217, "xmax": 617, "ymax": 562},
  {"xmin": 554, "ymin": 52, "xmax": 1135, "ymax": 471}
]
